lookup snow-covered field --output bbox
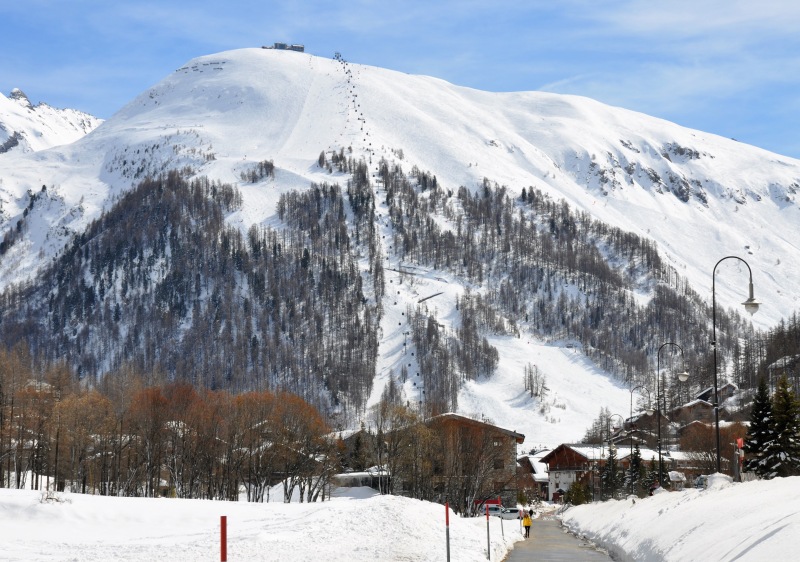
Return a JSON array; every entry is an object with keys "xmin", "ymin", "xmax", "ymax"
[
  {"xmin": 0, "ymin": 485, "xmax": 521, "ymax": 561},
  {"xmin": 1, "ymin": 475, "xmax": 798, "ymax": 561}
]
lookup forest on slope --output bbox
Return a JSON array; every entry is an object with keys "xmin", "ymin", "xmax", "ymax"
[{"xmin": 0, "ymin": 160, "xmax": 794, "ymax": 424}]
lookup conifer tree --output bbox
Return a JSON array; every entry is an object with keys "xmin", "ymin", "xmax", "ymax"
[
  {"xmin": 743, "ymin": 376, "xmax": 773, "ymax": 477},
  {"xmin": 602, "ymin": 446, "xmax": 622, "ymax": 499},
  {"xmin": 761, "ymin": 375, "xmax": 800, "ymax": 478},
  {"xmin": 625, "ymin": 443, "xmax": 644, "ymax": 496},
  {"xmin": 641, "ymin": 457, "xmax": 658, "ymax": 494}
]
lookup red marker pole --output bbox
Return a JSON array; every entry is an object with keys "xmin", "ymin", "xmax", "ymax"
[
  {"xmin": 486, "ymin": 504, "xmax": 491, "ymax": 560},
  {"xmin": 221, "ymin": 515, "xmax": 227, "ymax": 562},
  {"xmin": 445, "ymin": 501, "xmax": 451, "ymax": 562}
]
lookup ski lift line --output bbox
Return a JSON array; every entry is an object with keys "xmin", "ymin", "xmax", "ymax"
[
  {"xmin": 386, "ymin": 267, "xmax": 423, "ymax": 277},
  {"xmin": 417, "ymin": 292, "xmax": 443, "ymax": 303}
]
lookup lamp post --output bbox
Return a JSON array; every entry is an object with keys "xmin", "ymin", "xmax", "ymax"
[
  {"xmin": 606, "ymin": 413, "xmax": 625, "ymax": 499},
  {"xmin": 711, "ymin": 256, "xmax": 760, "ymax": 474},
  {"xmin": 656, "ymin": 343, "xmax": 689, "ymax": 487},
  {"xmin": 629, "ymin": 385, "xmax": 653, "ymax": 494},
  {"xmin": 607, "ymin": 413, "xmax": 625, "ymax": 444}
]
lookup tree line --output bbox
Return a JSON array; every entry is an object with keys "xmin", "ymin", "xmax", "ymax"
[
  {"xmin": 0, "ymin": 345, "xmax": 518, "ymax": 516},
  {"xmin": 0, "ymin": 346, "xmax": 336, "ymax": 501}
]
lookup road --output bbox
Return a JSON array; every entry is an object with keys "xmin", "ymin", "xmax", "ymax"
[{"xmin": 501, "ymin": 515, "xmax": 613, "ymax": 561}]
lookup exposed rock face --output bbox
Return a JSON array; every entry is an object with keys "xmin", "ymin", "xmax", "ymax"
[{"xmin": 9, "ymin": 88, "xmax": 33, "ymax": 109}]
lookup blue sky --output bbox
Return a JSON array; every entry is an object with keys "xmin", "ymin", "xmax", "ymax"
[{"xmin": 3, "ymin": 0, "xmax": 800, "ymax": 157}]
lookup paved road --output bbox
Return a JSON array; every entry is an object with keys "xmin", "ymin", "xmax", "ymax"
[{"xmin": 502, "ymin": 516, "xmax": 612, "ymax": 561}]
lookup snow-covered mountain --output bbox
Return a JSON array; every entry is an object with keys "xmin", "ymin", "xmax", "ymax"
[
  {"xmin": 0, "ymin": 88, "xmax": 101, "ymax": 155},
  {"xmin": 1, "ymin": 48, "xmax": 798, "ymax": 443}
]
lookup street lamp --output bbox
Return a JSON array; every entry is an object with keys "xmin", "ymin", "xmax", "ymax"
[
  {"xmin": 656, "ymin": 343, "xmax": 689, "ymax": 487},
  {"xmin": 629, "ymin": 385, "xmax": 653, "ymax": 494},
  {"xmin": 711, "ymin": 256, "xmax": 760, "ymax": 474},
  {"xmin": 607, "ymin": 413, "xmax": 625, "ymax": 442},
  {"xmin": 606, "ymin": 413, "xmax": 625, "ymax": 500}
]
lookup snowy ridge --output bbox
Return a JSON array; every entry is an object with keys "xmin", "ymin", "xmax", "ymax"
[{"xmin": 0, "ymin": 88, "xmax": 101, "ymax": 154}]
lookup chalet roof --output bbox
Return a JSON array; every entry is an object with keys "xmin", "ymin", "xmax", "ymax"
[
  {"xmin": 617, "ymin": 446, "xmax": 661, "ymax": 461},
  {"xmin": 696, "ymin": 382, "xmax": 737, "ymax": 400},
  {"xmin": 674, "ymin": 398, "xmax": 713, "ymax": 411},
  {"xmin": 676, "ymin": 419, "xmax": 748, "ymax": 434},
  {"xmin": 539, "ymin": 443, "xmax": 663, "ymax": 465},
  {"xmin": 540, "ymin": 443, "xmax": 602, "ymax": 464},
  {"xmin": 426, "ymin": 413, "xmax": 525, "ymax": 444},
  {"xmin": 665, "ymin": 451, "xmax": 694, "ymax": 462},
  {"xmin": 677, "ymin": 419, "xmax": 712, "ymax": 431}
]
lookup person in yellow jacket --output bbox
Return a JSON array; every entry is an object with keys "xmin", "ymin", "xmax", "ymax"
[{"xmin": 522, "ymin": 512, "xmax": 532, "ymax": 538}]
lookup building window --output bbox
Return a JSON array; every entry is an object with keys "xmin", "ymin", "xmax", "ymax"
[{"xmin": 493, "ymin": 458, "xmax": 504, "ymax": 470}]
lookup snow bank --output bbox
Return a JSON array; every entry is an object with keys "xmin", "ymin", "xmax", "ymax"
[{"xmin": 560, "ymin": 475, "xmax": 800, "ymax": 561}]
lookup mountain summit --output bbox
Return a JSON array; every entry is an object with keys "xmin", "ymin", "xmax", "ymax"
[
  {"xmin": 0, "ymin": 88, "xmax": 101, "ymax": 154},
  {"xmin": 9, "ymin": 88, "xmax": 33, "ymax": 108}
]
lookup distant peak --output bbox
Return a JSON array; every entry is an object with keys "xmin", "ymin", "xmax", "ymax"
[{"xmin": 9, "ymin": 88, "xmax": 32, "ymax": 109}]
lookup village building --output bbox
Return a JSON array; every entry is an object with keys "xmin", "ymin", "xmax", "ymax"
[
  {"xmin": 517, "ymin": 449, "xmax": 551, "ymax": 501},
  {"xmin": 423, "ymin": 413, "xmax": 525, "ymax": 509},
  {"xmin": 331, "ymin": 413, "xmax": 524, "ymax": 512},
  {"xmin": 540, "ymin": 443, "xmax": 662, "ymax": 501}
]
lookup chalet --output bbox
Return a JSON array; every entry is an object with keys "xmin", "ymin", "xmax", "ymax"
[
  {"xmin": 666, "ymin": 451, "xmax": 702, "ymax": 484},
  {"xmin": 539, "ymin": 444, "xmax": 597, "ymax": 501},
  {"xmin": 767, "ymin": 355, "xmax": 800, "ymax": 388},
  {"xmin": 517, "ymin": 450, "xmax": 550, "ymax": 501},
  {"xmin": 332, "ymin": 466, "xmax": 389, "ymax": 490},
  {"xmin": 696, "ymin": 382, "xmax": 738, "ymax": 405},
  {"xmin": 331, "ymin": 413, "xmax": 524, "ymax": 511},
  {"xmin": 540, "ymin": 443, "xmax": 662, "ymax": 501},
  {"xmin": 333, "ymin": 426, "xmax": 379, "ymax": 472},
  {"xmin": 615, "ymin": 413, "xmax": 657, "ymax": 449},
  {"xmin": 671, "ymin": 399, "xmax": 715, "ymax": 425}
]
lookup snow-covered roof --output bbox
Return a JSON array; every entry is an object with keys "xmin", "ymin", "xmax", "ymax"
[
  {"xmin": 665, "ymin": 451, "xmax": 694, "ymax": 462},
  {"xmin": 518, "ymin": 452, "xmax": 551, "ymax": 481},
  {"xmin": 676, "ymin": 398, "xmax": 713, "ymax": 409},
  {"xmin": 668, "ymin": 470, "xmax": 686, "ymax": 482},
  {"xmin": 768, "ymin": 354, "xmax": 800, "ymax": 370}
]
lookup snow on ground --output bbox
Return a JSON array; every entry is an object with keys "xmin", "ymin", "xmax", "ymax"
[
  {"xmin": 0, "ymin": 485, "xmax": 521, "ymax": 561},
  {"xmin": 3, "ymin": 475, "xmax": 799, "ymax": 561},
  {"xmin": 559, "ymin": 474, "xmax": 800, "ymax": 562},
  {"xmin": 459, "ymin": 336, "xmax": 632, "ymax": 446}
]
